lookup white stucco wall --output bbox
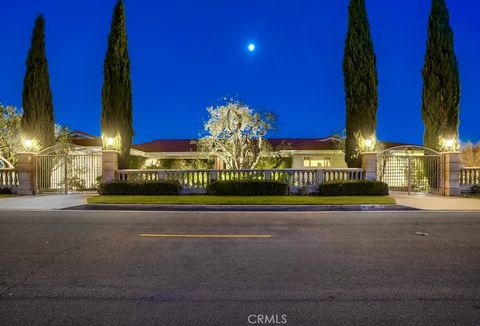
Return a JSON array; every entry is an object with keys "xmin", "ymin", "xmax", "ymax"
[{"xmin": 291, "ymin": 151, "xmax": 347, "ymax": 169}]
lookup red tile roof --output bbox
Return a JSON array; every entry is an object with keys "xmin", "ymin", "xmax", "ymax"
[
  {"xmin": 72, "ymin": 138, "xmax": 103, "ymax": 147},
  {"xmin": 268, "ymin": 137, "xmax": 339, "ymax": 151},
  {"xmin": 132, "ymin": 139, "xmax": 198, "ymax": 153},
  {"xmin": 68, "ymin": 130, "xmax": 415, "ymax": 153},
  {"xmin": 132, "ymin": 137, "xmax": 340, "ymax": 153}
]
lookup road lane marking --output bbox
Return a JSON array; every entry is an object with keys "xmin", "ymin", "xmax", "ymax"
[{"xmin": 139, "ymin": 234, "xmax": 272, "ymax": 238}]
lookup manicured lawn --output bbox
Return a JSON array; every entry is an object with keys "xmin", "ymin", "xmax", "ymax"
[
  {"xmin": 88, "ymin": 195, "xmax": 396, "ymax": 205},
  {"xmin": 0, "ymin": 194, "xmax": 13, "ymax": 199}
]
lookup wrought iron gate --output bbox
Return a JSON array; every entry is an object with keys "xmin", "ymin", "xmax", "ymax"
[
  {"xmin": 36, "ymin": 153, "xmax": 102, "ymax": 194},
  {"xmin": 377, "ymin": 146, "xmax": 441, "ymax": 194}
]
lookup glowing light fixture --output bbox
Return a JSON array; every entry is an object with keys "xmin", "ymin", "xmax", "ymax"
[
  {"xmin": 364, "ymin": 138, "xmax": 373, "ymax": 151},
  {"xmin": 445, "ymin": 139, "xmax": 454, "ymax": 150},
  {"xmin": 106, "ymin": 137, "xmax": 114, "ymax": 147},
  {"xmin": 248, "ymin": 43, "xmax": 255, "ymax": 52},
  {"xmin": 23, "ymin": 139, "xmax": 33, "ymax": 151}
]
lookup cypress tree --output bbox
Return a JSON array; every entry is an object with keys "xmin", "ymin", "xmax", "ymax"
[
  {"xmin": 342, "ymin": 0, "xmax": 378, "ymax": 168},
  {"xmin": 422, "ymin": 0, "xmax": 460, "ymax": 151},
  {"xmin": 102, "ymin": 0, "xmax": 133, "ymax": 168},
  {"xmin": 21, "ymin": 15, "xmax": 55, "ymax": 150}
]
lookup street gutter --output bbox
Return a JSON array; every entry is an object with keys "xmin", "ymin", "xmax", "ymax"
[{"xmin": 65, "ymin": 204, "xmax": 418, "ymax": 212}]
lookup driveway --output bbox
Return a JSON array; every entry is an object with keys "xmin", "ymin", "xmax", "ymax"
[
  {"xmin": 392, "ymin": 193, "xmax": 480, "ymax": 210},
  {"xmin": 0, "ymin": 194, "xmax": 91, "ymax": 210}
]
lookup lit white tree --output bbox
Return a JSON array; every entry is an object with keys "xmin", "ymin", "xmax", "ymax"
[
  {"xmin": 196, "ymin": 101, "xmax": 284, "ymax": 169},
  {"xmin": 0, "ymin": 105, "xmax": 23, "ymax": 166},
  {"xmin": 0, "ymin": 104, "xmax": 71, "ymax": 166}
]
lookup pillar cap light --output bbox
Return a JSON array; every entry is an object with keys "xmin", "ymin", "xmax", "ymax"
[
  {"xmin": 106, "ymin": 137, "xmax": 114, "ymax": 147},
  {"xmin": 364, "ymin": 138, "xmax": 373, "ymax": 150},
  {"xmin": 23, "ymin": 138, "xmax": 33, "ymax": 150},
  {"xmin": 445, "ymin": 139, "xmax": 454, "ymax": 149}
]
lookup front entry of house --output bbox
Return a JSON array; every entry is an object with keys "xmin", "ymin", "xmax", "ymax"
[
  {"xmin": 377, "ymin": 146, "xmax": 441, "ymax": 194},
  {"xmin": 35, "ymin": 145, "xmax": 102, "ymax": 194}
]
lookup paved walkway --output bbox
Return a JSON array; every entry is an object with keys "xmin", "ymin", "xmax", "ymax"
[
  {"xmin": 392, "ymin": 193, "xmax": 480, "ymax": 210},
  {"xmin": 1, "ymin": 193, "xmax": 479, "ymax": 211},
  {"xmin": 0, "ymin": 194, "xmax": 91, "ymax": 210}
]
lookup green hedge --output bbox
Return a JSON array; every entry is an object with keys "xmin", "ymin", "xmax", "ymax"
[
  {"xmin": 318, "ymin": 180, "xmax": 389, "ymax": 196},
  {"xmin": 207, "ymin": 180, "xmax": 289, "ymax": 196},
  {"xmin": 0, "ymin": 187, "xmax": 12, "ymax": 194},
  {"xmin": 472, "ymin": 185, "xmax": 479, "ymax": 194},
  {"xmin": 99, "ymin": 181, "xmax": 181, "ymax": 195}
]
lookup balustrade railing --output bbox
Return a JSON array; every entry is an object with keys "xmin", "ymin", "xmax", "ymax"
[
  {"xmin": 0, "ymin": 168, "xmax": 18, "ymax": 188},
  {"xmin": 116, "ymin": 168, "xmax": 365, "ymax": 194},
  {"xmin": 460, "ymin": 167, "xmax": 480, "ymax": 191}
]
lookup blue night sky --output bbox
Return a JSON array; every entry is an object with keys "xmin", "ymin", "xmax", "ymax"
[{"xmin": 0, "ymin": 0, "xmax": 478, "ymax": 145}]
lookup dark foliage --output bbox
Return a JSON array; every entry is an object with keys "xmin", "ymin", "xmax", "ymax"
[
  {"xmin": 422, "ymin": 0, "xmax": 460, "ymax": 151},
  {"xmin": 0, "ymin": 187, "xmax": 12, "ymax": 194},
  {"xmin": 318, "ymin": 180, "xmax": 389, "ymax": 196},
  {"xmin": 99, "ymin": 181, "xmax": 181, "ymax": 195},
  {"xmin": 343, "ymin": 0, "xmax": 378, "ymax": 167},
  {"xmin": 102, "ymin": 0, "xmax": 133, "ymax": 168},
  {"xmin": 21, "ymin": 15, "xmax": 55, "ymax": 149},
  {"xmin": 472, "ymin": 185, "xmax": 479, "ymax": 195},
  {"xmin": 207, "ymin": 180, "xmax": 289, "ymax": 196}
]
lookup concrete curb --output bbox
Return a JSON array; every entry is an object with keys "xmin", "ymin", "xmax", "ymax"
[{"xmin": 65, "ymin": 204, "xmax": 418, "ymax": 212}]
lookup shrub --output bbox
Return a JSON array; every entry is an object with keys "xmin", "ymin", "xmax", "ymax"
[
  {"xmin": 0, "ymin": 187, "xmax": 12, "ymax": 194},
  {"xmin": 99, "ymin": 181, "xmax": 181, "ymax": 195},
  {"xmin": 318, "ymin": 180, "xmax": 389, "ymax": 196},
  {"xmin": 207, "ymin": 180, "xmax": 289, "ymax": 196},
  {"xmin": 472, "ymin": 185, "xmax": 479, "ymax": 194}
]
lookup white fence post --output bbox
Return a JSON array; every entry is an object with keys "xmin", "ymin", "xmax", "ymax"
[
  {"xmin": 264, "ymin": 170, "xmax": 272, "ymax": 181},
  {"xmin": 17, "ymin": 152, "xmax": 37, "ymax": 195},
  {"xmin": 361, "ymin": 152, "xmax": 377, "ymax": 181},
  {"xmin": 102, "ymin": 150, "xmax": 119, "ymax": 183},
  {"xmin": 441, "ymin": 151, "xmax": 461, "ymax": 196},
  {"xmin": 315, "ymin": 169, "xmax": 324, "ymax": 187}
]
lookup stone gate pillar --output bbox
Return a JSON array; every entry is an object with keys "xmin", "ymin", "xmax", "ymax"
[
  {"xmin": 102, "ymin": 150, "xmax": 119, "ymax": 183},
  {"xmin": 441, "ymin": 151, "xmax": 461, "ymax": 196},
  {"xmin": 361, "ymin": 152, "xmax": 378, "ymax": 181},
  {"xmin": 17, "ymin": 152, "xmax": 37, "ymax": 196}
]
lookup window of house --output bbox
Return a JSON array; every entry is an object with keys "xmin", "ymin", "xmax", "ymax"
[{"xmin": 303, "ymin": 156, "xmax": 331, "ymax": 167}]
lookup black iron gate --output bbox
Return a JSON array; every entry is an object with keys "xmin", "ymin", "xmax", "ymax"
[
  {"xmin": 377, "ymin": 146, "xmax": 441, "ymax": 194},
  {"xmin": 36, "ymin": 153, "xmax": 102, "ymax": 194}
]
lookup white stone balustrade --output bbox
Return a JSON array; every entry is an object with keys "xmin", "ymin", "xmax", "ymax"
[
  {"xmin": 0, "ymin": 169, "xmax": 18, "ymax": 188},
  {"xmin": 460, "ymin": 167, "xmax": 480, "ymax": 192},
  {"xmin": 115, "ymin": 168, "xmax": 365, "ymax": 194}
]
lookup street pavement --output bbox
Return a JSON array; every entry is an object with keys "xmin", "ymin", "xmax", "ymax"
[{"xmin": 0, "ymin": 210, "xmax": 479, "ymax": 325}]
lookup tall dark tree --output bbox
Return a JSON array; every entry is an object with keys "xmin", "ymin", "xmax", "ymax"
[
  {"xmin": 102, "ymin": 0, "xmax": 133, "ymax": 168},
  {"xmin": 21, "ymin": 15, "xmax": 55, "ymax": 150},
  {"xmin": 342, "ymin": 0, "xmax": 378, "ymax": 168},
  {"xmin": 422, "ymin": 0, "xmax": 460, "ymax": 151}
]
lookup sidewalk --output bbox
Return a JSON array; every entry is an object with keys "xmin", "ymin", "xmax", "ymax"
[
  {"xmin": 0, "ymin": 194, "xmax": 91, "ymax": 210},
  {"xmin": 392, "ymin": 193, "xmax": 480, "ymax": 211}
]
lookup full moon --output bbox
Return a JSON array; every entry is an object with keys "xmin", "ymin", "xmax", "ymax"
[{"xmin": 248, "ymin": 43, "xmax": 255, "ymax": 52}]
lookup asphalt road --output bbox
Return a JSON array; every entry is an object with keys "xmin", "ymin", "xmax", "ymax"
[{"xmin": 0, "ymin": 210, "xmax": 479, "ymax": 325}]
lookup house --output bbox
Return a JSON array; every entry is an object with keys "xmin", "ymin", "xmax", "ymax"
[{"xmin": 70, "ymin": 131, "xmax": 406, "ymax": 169}]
